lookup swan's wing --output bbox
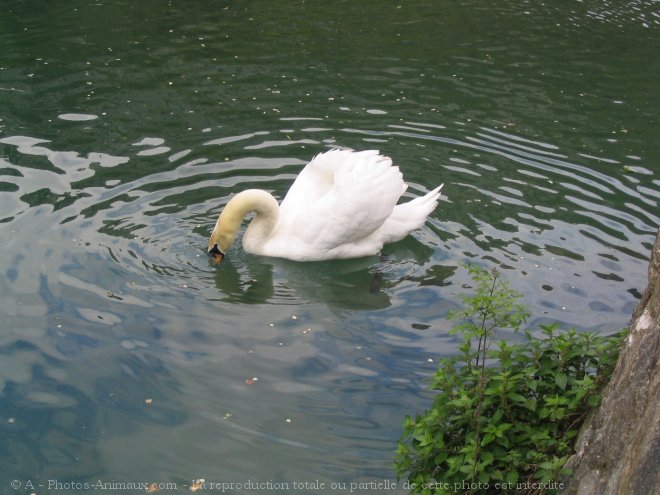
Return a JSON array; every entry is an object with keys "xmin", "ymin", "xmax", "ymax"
[
  {"xmin": 284, "ymin": 150, "xmax": 407, "ymax": 250},
  {"xmin": 278, "ymin": 149, "xmax": 355, "ymax": 216}
]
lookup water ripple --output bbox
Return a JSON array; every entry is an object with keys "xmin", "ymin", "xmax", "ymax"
[{"xmin": 0, "ymin": 0, "xmax": 658, "ymax": 485}]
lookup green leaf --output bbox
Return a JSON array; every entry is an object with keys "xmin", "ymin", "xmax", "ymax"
[
  {"xmin": 459, "ymin": 463, "xmax": 474, "ymax": 474},
  {"xmin": 433, "ymin": 451, "xmax": 448, "ymax": 465},
  {"xmin": 496, "ymin": 435, "xmax": 510, "ymax": 448},
  {"xmin": 481, "ymin": 433, "xmax": 495, "ymax": 446},
  {"xmin": 507, "ymin": 392, "xmax": 527, "ymax": 403},
  {"xmin": 551, "ymin": 408, "xmax": 566, "ymax": 420},
  {"xmin": 484, "ymin": 385, "xmax": 501, "ymax": 396},
  {"xmin": 555, "ymin": 372, "xmax": 568, "ymax": 390},
  {"xmin": 497, "ymin": 423, "xmax": 513, "ymax": 435},
  {"xmin": 506, "ymin": 471, "xmax": 519, "ymax": 484}
]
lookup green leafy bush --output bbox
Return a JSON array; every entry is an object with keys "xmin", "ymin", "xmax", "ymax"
[{"xmin": 395, "ymin": 266, "xmax": 623, "ymax": 494}]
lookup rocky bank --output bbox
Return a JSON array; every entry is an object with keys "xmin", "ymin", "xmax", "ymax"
[{"xmin": 561, "ymin": 230, "xmax": 660, "ymax": 494}]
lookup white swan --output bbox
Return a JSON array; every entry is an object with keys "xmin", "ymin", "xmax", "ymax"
[{"xmin": 207, "ymin": 149, "xmax": 443, "ymax": 264}]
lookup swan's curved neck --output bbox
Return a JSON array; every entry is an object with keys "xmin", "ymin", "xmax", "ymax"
[{"xmin": 208, "ymin": 189, "xmax": 279, "ymax": 255}]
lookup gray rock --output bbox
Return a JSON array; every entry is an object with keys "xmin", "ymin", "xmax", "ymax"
[{"xmin": 561, "ymin": 230, "xmax": 660, "ymax": 495}]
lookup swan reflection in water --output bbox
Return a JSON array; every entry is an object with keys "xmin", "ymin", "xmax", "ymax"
[{"xmin": 209, "ymin": 239, "xmax": 449, "ymax": 311}]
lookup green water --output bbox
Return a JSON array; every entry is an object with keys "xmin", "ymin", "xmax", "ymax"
[{"xmin": 1, "ymin": 0, "xmax": 658, "ymax": 492}]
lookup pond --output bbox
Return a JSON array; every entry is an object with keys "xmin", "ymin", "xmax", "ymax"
[{"xmin": 1, "ymin": 0, "xmax": 658, "ymax": 493}]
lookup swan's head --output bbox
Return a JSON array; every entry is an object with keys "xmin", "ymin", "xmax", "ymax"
[
  {"xmin": 207, "ymin": 189, "xmax": 280, "ymax": 266},
  {"xmin": 207, "ymin": 220, "xmax": 237, "ymax": 265},
  {"xmin": 207, "ymin": 242, "xmax": 225, "ymax": 265}
]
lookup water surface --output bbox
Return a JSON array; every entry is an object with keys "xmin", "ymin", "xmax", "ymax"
[{"xmin": 1, "ymin": 0, "xmax": 658, "ymax": 492}]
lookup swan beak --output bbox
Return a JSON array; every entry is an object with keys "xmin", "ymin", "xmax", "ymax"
[{"xmin": 208, "ymin": 244, "xmax": 225, "ymax": 265}]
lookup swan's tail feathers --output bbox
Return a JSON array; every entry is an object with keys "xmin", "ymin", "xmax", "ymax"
[{"xmin": 381, "ymin": 183, "xmax": 443, "ymax": 244}]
